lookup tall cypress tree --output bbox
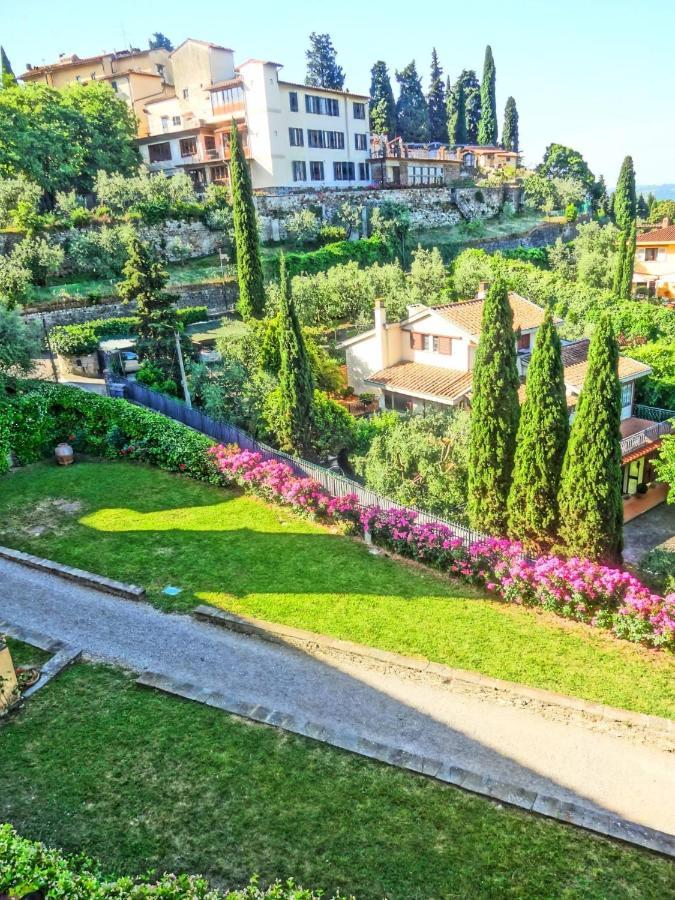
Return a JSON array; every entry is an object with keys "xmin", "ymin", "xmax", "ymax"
[
  {"xmin": 558, "ymin": 316, "xmax": 623, "ymax": 563},
  {"xmin": 395, "ymin": 61, "xmax": 429, "ymax": 142},
  {"xmin": 0, "ymin": 47, "xmax": 16, "ymax": 87},
  {"xmin": 369, "ymin": 61, "xmax": 397, "ymax": 137},
  {"xmin": 613, "ymin": 231, "xmax": 627, "ymax": 296},
  {"xmin": 614, "ymin": 155, "xmax": 637, "ymax": 232},
  {"xmin": 620, "ymin": 221, "xmax": 637, "ymax": 298},
  {"xmin": 507, "ymin": 312, "xmax": 569, "ymax": 549},
  {"xmin": 277, "ymin": 253, "xmax": 315, "ymax": 455},
  {"xmin": 427, "ymin": 49, "xmax": 447, "ymax": 143},
  {"xmin": 467, "ymin": 276, "xmax": 521, "ymax": 534},
  {"xmin": 502, "ymin": 96, "xmax": 519, "ymax": 152},
  {"xmin": 305, "ymin": 33, "xmax": 345, "ymax": 89},
  {"xmin": 477, "ymin": 45, "xmax": 497, "ymax": 145},
  {"xmin": 447, "ymin": 70, "xmax": 480, "ymax": 144},
  {"xmin": 229, "ymin": 121, "xmax": 264, "ymax": 319},
  {"xmin": 447, "ymin": 81, "xmax": 467, "ymax": 145}
]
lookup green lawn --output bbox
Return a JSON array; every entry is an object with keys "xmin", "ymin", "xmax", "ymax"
[
  {"xmin": 410, "ymin": 209, "xmax": 545, "ymax": 253},
  {"xmin": 3, "ymin": 638, "xmax": 51, "ymax": 669},
  {"xmin": 1, "ymin": 462, "xmax": 673, "ymax": 718},
  {"xmin": 0, "ymin": 663, "xmax": 672, "ymax": 899}
]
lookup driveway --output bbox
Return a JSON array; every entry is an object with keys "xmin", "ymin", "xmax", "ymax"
[{"xmin": 623, "ymin": 501, "xmax": 675, "ymax": 565}]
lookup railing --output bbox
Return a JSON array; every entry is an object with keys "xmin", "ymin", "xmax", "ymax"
[
  {"xmin": 620, "ymin": 420, "xmax": 672, "ymax": 456},
  {"xmin": 634, "ymin": 404, "xmax": 675, "ymax": 423},
  {"xmin": 117, "ymin": 378, "xmax": 482, "ymax": 548}
]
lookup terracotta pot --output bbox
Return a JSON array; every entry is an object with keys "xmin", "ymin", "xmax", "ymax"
[{"xmin": 55, "ymin": 442, "xmax": 74, "ymax": 466}]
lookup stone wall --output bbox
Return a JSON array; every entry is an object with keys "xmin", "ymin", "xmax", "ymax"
[
  {"xmin": 474, "ymin": 221, "xmax": 577, "ymax": 254},
  {"xmin": 22, "ymin": 280, "xmax": 238, "ymax": 329},
  {"xmin": 254, "ymin": 185, "xmax": 521, "ymax": 241}
]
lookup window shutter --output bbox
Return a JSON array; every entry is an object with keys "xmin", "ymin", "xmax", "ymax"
[
  {"xmin": 638, "ymin": 249, "xmax": 646, "ymax": 261},
  {"xmin": 658, "ymin": 248, "xmax": 666, "ymax": 261},
  {"xmin": 410, "ymin": 332, "xmax": 423, "ymax": 350},
  {"xmin": 438, "ymin": 336, "xmax": 452, "ymax": 355}
]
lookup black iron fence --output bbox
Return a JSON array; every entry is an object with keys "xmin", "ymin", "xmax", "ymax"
[{"xmin": 118, "ymin": 378, "xmax": 482, "ymax": 547}]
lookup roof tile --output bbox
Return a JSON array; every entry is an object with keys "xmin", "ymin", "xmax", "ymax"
[
  {"xmin": 365, "ymin": 361, "xmax": 472, "ymax": 402},
  {"xmin": 637, "ymin": 225, "xmax": 675, "ymax": 244},
  {"xmin": 432, "ymin": 293, "xmax": 549, "ymax": 337}
]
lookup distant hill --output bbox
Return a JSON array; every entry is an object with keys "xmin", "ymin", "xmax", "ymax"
[{"xmin": 637, "ymin": 184, "xmax": 675, "ymax": 200}]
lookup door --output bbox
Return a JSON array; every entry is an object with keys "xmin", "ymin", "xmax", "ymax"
[{"xmin": 391, "ymin": 166, "xmax": 401, "ymax": 185}]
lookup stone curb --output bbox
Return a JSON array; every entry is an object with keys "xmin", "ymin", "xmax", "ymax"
[
  {"xmin": 193, "ymin": 605, "xmax": 674, "ymax": 738},
  {"xmin": 0, "ymin": 621, "xmax": 81, "ymax": 700},
  {"xmin": 0, "ymin": 620, "xmax": 65, "ymax": 655},
  {"xmin": 0, "ymin": 547, "xmax": 145, "ymax": 601},
  {"xmin": 135, "ymin": 668, "xmax": 675, "ymax": 858}
]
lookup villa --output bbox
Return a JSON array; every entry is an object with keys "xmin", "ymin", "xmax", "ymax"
[{"xmin": 632, "ymin": 219, "xmax": 675, "ymax": 299}]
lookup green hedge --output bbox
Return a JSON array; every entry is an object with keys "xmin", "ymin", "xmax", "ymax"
[
  {"xmin": 49, "ymin": 307, "xmax": 208, "ymax": 356},
  {"xmin": 265, "ymin": 236, "xmax": 392, "ymax": 280},
  {"xmin": 1, "ymin": 380, "xmax": 215, "ymax": 481},
  {"xmin": 0, "ymin": 823, "xmax": 328, "ymax": 899}
]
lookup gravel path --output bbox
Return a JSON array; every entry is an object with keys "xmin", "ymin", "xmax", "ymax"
[{"xmin": 1, "ymin": 555, "xmax": 673, "ymax": 839}]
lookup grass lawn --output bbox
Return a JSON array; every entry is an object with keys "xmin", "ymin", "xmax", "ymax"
[
  {"xmin": 410, "ymin": 209, "xmax": 545, "ymax": 254},
  {"xmin": 3, "ymin": 638, "xmax": 51, "ymax": 669},
  {"xmin": 1, "ymin": 462, "xmax": 673, "ymax": 718},
  {"xmin": 0, "ymin": 663, "xmax": 673, "ymax": 899}
]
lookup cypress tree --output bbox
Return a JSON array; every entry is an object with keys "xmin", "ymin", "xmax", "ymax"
[
  {"xmin": 614, "ymin": 155, "xmax": 636, "ymax": 232},
  {"xmin": 467, "ymin": 276, "xmax": 521, "ymax": 534},
  {"xmin": 636, "ymin": 194, "xmax": 649, "ymax": 219},
  {"xmin": 0, "ymin": 47, "xmax": 16, "ymax": 87},
  {"xmin": 229, "ymin": 121, "xmax": 265, "ymax": 319},
  {"xmin": 395, "ymin": 61, "xmax": 429, "ymax": 142},
  {"xmin": 427, "ymin": 49, "xmax": 447, "ymax": 143},
  {"xmin": 612, "ymin": 231, "xmax": 627, "ymax": 296},
  {"xmin": 369, "ymin": 61, "xmax": 397, "ymax": 137},
  {"xmin": 477, "ymin": 45, "xmax": 497, "ymax": 145},
  {"xmin": 277, "ymin": 253, "xmax": 315, "ymax": 455},
  {"xmin": 620, "ymin": 222, "xmax": 637, "ymax": 298},
  {"xmin": 447, "ymin": 81, "xmax": 467, "ymax": 145},
  {"xmin": 502, "ymin": 96, "xmax": 519, "ymax": 152},
  {"xmin": 558, "ymin": 316, "xmax": 623, "ymax": 563},
  {"xmin": 507, "ymin": 312, "xmax": 569, "ymax": 549},
  {"xmin": 305, "ymin": 33, "xmax": 345, "ymax": 90}
]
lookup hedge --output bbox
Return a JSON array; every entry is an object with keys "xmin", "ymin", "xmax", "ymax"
[
  {"xmin": 0, "ymin": 823, "xmax": 330, "ymax": 899},
  {"xmin": 265, "ymin": 236, "xmax": 392, "ymax": 280},
  {"xmin": 1, "ymin": 380, "xmax": 215, "ymax": 480},
  {"xmin": 49, "ymin": 306, "xmax": 208, "ymax": 356}
]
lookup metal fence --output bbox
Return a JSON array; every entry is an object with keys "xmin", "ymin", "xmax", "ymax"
[
  {"xmin": 119, "ymin": 378, "xmax": 482, "ymax": 547},
  {"xmin": 634, "ymin": 404, "xmax": 675, "ymax": 423}
]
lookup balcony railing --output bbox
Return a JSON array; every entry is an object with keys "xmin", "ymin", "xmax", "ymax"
[
  {"xmin": 634, "ymin": 404, "xmax": 675, "ymax": 422},
  {"xmin": 621, "ymin": 420, "xmax": 672, "ymax": 456}
]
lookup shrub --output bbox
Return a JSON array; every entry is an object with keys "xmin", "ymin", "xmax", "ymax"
[
  {"xmin": 285, "ymin": 209, "xmax": 321, "ymax": 247},
  {"xmin": 266, "ymin": 236, "xmax": 392, "ymax": 280}
]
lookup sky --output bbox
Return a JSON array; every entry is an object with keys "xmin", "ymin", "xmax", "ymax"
[{"xmin": 3, "ymin": 0, "xmax": 674, "ymax": 186}]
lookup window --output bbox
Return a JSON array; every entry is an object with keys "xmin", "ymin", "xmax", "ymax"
[
  {"xmin": 333, "ymin": 161, "xmax": 355, "ymax": 181},
  {"xmin": 645, "ymin": 247, "xmax": 658, "ymax": 261},
  {"xmin": 211, "ymin": 165, "xmax": 227, "ymax": 182},
  {"xmin": 292, "ymin": 161, "xmax": 307, "ymax": 182},
  {"xmin": 517, "ymin": 332, "xmax": 531, "ymax": 351},
  {"xmin": 180, "ymin": 137, "xmax": 198, "ymax": 157},
  {"xmin": 211, "ymin": 85, "xmax": 244, "ymax": 110},
  {"xmin": 289, "ymin": 127, "xmax": 304, "ymax": 147},
  {"xmin": 172, "ymin": 115, "xmax": 181, "ymax": 126},
  {"xmin": 324, "ymin": 130, "xmax": 344, "ymax": 149},
  {"xmin": 204, "ymin": 135, "xmax": 216, "ymax": 151},
  {"xmin": 621, "ymin": 382, "xmax": 633, "ymax": 408},
  {"xmin": 310, "ymin": 161, "xmax": 324, "ymax": 181},
  {"xmin": 148, "ymin": 142, "xmax": 172, "ymax": 163},
  {"xmin": 354, "ymin": 133, "xmax": 367, "ymax": 151},
  {"xmin": 358, "ymin": 162, "xmax": 370, "ymax": 181},
  {"xmin": 111, "ymin": 80, "xmax": 118, "ymax": 91},
  {"xmin": 182, "ymin": 88, "xmax": 189, "ymax": 99},
  {"xmin": 305, "ymin": 94, "xmax": 339, "ymax": 116},
  {"xmin": 410, "ymin": 333, "xmax": 452, "ymax": 354},
  {"xmin": 156, "ymin": 64, "xmax": 165, "ymax": 78},
  {"xmin": 353, "ymin": 101, "xmax": 366, "ymax": 119},
  {"xmin": 160, "ymin": 115, "xmax": 169, "ymax": 131},
  {"xmin": 289, "ymin": 91, "xmax": 298, "ymax": 112},
  {"xmin": 308, "ymin": 129, "xmax": 324, "ymax": 148}
]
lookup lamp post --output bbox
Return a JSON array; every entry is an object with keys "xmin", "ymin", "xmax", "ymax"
[{"xmin": 219, "ymin": 249, "xmax": 230, "ymax": 307}]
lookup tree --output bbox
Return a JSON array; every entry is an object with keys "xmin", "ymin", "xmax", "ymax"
[
  {"xmin": 0, "ymin": 306, "xmax": 39, "ymax": 381},
  {"xmin": 558, "ymin": 315, "xmax": 623, "ymax": 563},
  {"xmin": 650, "ymin": 199, "xmax": 675, "ymax": 223},
  {"xmin": 507, "ymin": 312, "xmax": 568, "ymax": 549},
  {"xmin": 477, "ymin": 45, "xmax": 497, "ymax": 145},
  {"xmin": 229, "ymin": 121, "xmax": 265, "ymax": 319},
  {"xmin": 427, "ymin": 49, "xmax": 447, "ymax": 143},
  {"xmin": 620, "ymin": 222, "xmax": 637, "ymax": 298},
  {"xmin": 305, "ymin": 33, "xmax": 345, "ymax": 90},
  {"xmin": 447, "ymin": 70, "xmax": 480, "ymax": 144},
  {"xmin": 636, "ymin": 194, "xmax": 649, "ymax": 219},
  {"xmin": 467, "ymin": 276, "xmax": 520, "ymax": 534},
  {"xmin": 446, "ymin": 79, "xmax": 467, "ymax": 145},
  {"xmin": 276, "ymin": 253, "xmax": 315, "ymax": 454},
  {"xmin": 613, "ymin": 155, "xmax": 637, "ymax": 232},
  {"xmin": 0, "ymin": 47, "xmax": 16, "ymax": 87},
  {"xmin": 369, "ymin": 61, "xmax": 397, "ymax": 137},
  {"xmin": 502, "ymin": 96, "xmax": 519, "ymax": 152},
  {"xmin": 395, "ymin": 61, "xmax": 429, "ymax": 143},
  {"xmin": 538, "ymin": 144, "xmax": 595, "ymax": 193},
  {"xmin": 149, "ymin": 33, "xmax": 173, "ymax": 51},
  {"xmin": 593, "ymin": 175, "xmax": 610, "ymax": 216}
]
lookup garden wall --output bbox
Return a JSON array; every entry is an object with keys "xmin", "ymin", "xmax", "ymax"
[
  {"xmin": 255, "ymin": 185, "xmax": 521, "ymax": 241},
  {"xmin": 22, "ymin": 280, "xmax": 237, "ymax": 328}
]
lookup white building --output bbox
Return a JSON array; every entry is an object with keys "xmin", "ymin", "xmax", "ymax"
[{"xmin": 137, "ymin": 39, "xmax": 371, "ymax": 192}]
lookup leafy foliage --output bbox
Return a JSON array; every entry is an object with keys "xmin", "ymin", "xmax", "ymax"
[
  {"xmin": 427, "ymin": 49, "xmax": 447, "ymax": 143},
  {"xmin": 149, "ymin": 32, "xmax": 173, "ymax": 50},
  {"xmin": 230, "ymin": 122, "xmax": 265, "ymax": 319},
  {"xmin": 477, "ymin": 46, "xmax": 497, "ymax": 145},
  {"xmin": 0, "ymin": 306, "xmax": 39, "ymax": 381},
  {"xmin": 305, "ymin": 33, "xmax": 345, "ymax": 90},
  {"xmin": 537, "ymin": 144, "xmax": 595, "ymax": 193},
  {"xmin": 613, "ymin": 155, "xmax": 637, "ymax": 231},
  {"xmin": 502, "ymin": 97, "xmax": 519, "ymax": 152},
  {"xmin": 447, "ymin": 70, "xmax": 480, "ymax": 144},
  {"xmin": 369, "ymin": 61, "xmax": 397, "ymax": 137},
  {"xmin": 395, "ymin": 61, "xmax": 429, "ymax": 142},
  {"xmin": 267, "ymin": 235, "xmax": 391, "ymax": 280},
  {"xmin": 558, "ymin": 316, "xmax": 623, "ymax": 563}
]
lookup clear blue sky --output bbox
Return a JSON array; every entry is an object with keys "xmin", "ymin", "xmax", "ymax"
[{"xmin": 4, "ymin": 0, "xmax": 673, "ymax": 185}]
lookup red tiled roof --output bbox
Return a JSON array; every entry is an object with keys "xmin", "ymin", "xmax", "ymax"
[
  {"xmin": 431, "ymin": 293, "xmax": 549, "ymax": 337},
  {"xmin": 637, "ymin": 225, "xmax": 675, "ymax": 244},
  {"xmin": 365, "ymin": 361, "xmax": 472, "ymax": 402}
]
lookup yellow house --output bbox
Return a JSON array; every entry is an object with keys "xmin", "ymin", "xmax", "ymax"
[{"xmin": 633, "ymin": 222, "xmax": 675, "ymax": 299}]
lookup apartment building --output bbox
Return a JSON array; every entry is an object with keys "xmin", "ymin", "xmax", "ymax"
[
  {"xmin": 19, "ymin": 48, "xmax": 174, "ymax": 137},
  {"xmin": 137, "ymin": 38, "xmax": 371, "ymax": 191},
  {"xmin": 633, "ymin": 220, "xmax": 675, "ymax": 299}
]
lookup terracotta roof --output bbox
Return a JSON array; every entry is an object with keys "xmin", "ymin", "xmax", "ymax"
[
  {"xmin": 365, "ymin": 361, "xmax": 472, "ymax": 402},
  {"xmin": 637, "ymin": 225, "xmax": 675, "ymax": 244},
  {"xmin": 563, "ymin": 350, "xmax": 651, "ymax": 389},
  {"xmin": 622, "ymin": 444, "xmax": 662, "ymax": 464},
  {"xmin": 278, "ymin": 79, "xmax": 369, "ymax": 99},
  {"xmin": 432, "ymin": 293, "xmax": 549, "ymax": 337}
]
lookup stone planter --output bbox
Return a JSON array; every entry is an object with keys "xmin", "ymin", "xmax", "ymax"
[{"xmin": 55, "ymin": 442, "xmax": 74, "ymax": 466}]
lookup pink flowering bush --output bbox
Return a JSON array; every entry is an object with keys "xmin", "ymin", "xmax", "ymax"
[{"xmin": 207, "ymin": 444, "xmax": 674, "ymax": 651}]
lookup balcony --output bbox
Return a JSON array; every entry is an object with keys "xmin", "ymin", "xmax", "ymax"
[{"xmin": 620, "ymin": 414, "xmax": 673, "ymax": 458}]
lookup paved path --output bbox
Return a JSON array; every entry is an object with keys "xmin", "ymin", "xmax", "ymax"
[
  {"xmin": 624, "ymin": 501, "xmax": 675, "ymax": 565},
  {"xmin": 1, "ymin": 556, "xmax": 673, "ymax": 842}
]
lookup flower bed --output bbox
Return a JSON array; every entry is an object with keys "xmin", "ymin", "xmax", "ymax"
[{"xmin": 208, "ymin": 444, "xmax": 675, "ymax": 651}]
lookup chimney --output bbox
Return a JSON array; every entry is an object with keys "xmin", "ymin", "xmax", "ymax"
[
  {"xmin": 477, "ymin": 280, "xmax": 491, "ymax": 299},
  {"xmin": 373, "ymin": 299, "xmax": 388, "ymax": 370},
  {"xmin": 663, "ymin": 216, "xmax": 671, "ymax": 228},
  {"xmin": 374, "ymin": 298, "xmax": 387, "ymax": 333}
]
